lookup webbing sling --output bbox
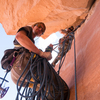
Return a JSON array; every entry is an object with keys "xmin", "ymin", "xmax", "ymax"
[{"xmin": 16, "ymin": 53, "xmax": 70, "ymax": 100}]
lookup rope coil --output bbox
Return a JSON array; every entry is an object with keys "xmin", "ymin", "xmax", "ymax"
[{"xmin": 16, "ymin": 53, "xmax": 70, "ymax": 100}]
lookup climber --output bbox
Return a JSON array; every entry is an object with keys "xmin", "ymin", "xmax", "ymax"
[
  {"xmin": 51, "ymin": 26, "xmax": 74, "ymax": 67},
  {"xmin": 8, "ymin": 22, "xmax": 69, "ymax": 100},
  {"xmin": 14, "ymin": 22, "xmax": 52, "ymax": 60},
  {"xmin": 10, "ymin": 22, "xmax": 50, "ymax": 96},
  {"xmin": 11, "ymin": 22, "xmax": 53, "ymax": 86}
]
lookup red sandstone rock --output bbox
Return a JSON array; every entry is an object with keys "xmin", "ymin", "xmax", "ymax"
[
  {"xmin": 55, "ymin": 0, "xmax": 100, "ymax": 100},
  {"xmin": 0, "ymin": 0, "xmax": 95, "ymax": 38},
  {"xmin": 0, "ymin": 0, "xmax": 99, "ymax": 100}
]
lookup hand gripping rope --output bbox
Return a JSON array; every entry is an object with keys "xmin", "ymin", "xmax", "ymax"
[{"xmin": 0, "ymin": 15, "xmax": 87, "ymax": 100}]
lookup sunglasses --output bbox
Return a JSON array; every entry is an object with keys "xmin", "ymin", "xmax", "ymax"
[{"xmin": 36, "ymin": 24, "xmax": 45, "ymax": 33}]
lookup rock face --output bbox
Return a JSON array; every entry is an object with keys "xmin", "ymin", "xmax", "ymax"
[
  {"xmin": 0, "ymin": 0, "xmax": 99, "ymax": 100},
  {"xmin": 55, "ymin": 0, "xmax": 100, "ymax": 100},
  {"xmin": 0, "ymin": 0, "xmax": 95, "ymax": 38}
]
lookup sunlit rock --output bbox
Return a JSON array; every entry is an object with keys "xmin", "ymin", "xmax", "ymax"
[{"xmin": 0, "ymin": 0, "xmax": 95, "ymax": 38}]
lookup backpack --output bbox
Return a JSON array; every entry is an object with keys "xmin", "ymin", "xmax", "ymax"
[{"xmin": 1, "ymin": 49, "xmax": 15, "ymax": 70}]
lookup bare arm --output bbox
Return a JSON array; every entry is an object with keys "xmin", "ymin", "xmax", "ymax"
[
  {"xmin": 15, "ymin": 30, "xmax": 52, "ymax": 60},
  {"xmin": 15, "ymin": 30, "xmax": 41, "ymax": 55}
]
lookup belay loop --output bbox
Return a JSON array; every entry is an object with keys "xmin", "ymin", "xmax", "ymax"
[{"xmin": 16, "ymin": 53, "xmax": 70, "ymax": 100}]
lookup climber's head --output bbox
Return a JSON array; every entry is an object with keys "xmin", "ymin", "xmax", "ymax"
[{"xmin": 32, "ymin": 22, "xmax": 46, "ymax": 36}]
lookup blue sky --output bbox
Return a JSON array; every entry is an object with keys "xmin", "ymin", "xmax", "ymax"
[
  {"xmin": 0, "ymin": 23, "xmax": 63, "ymax": 100},
  {"xmin": 0, "ymin": 23, "xmax": 17, "ymax": 100}
]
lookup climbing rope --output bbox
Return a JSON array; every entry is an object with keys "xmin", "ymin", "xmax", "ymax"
[
  {"xmin": 53, "ymin": 15, "xmax": 88, "ymax": 100},
  {"xmin": 16, "ymin": 53, "xmax": 70, "ymax": 100},
  {"xmin": 0, "ymin": 15, "xmax": 87, "ymax": 100},
  {"xmin": 51, "ymin": 15, "xmax": 87, "ymax": 73},
  {"xmin": 15, "ymin": 15, "xmax": 87, "ymax": 99}
]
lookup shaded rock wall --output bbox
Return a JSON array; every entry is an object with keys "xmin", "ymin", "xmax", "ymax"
[
  {"xmin": 0, "ymin": 0, "xmax": 95, "ymax": 38},
  {"xmin": 55, "ymin": 0, "xmax": 100, "ymax": 100}
]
